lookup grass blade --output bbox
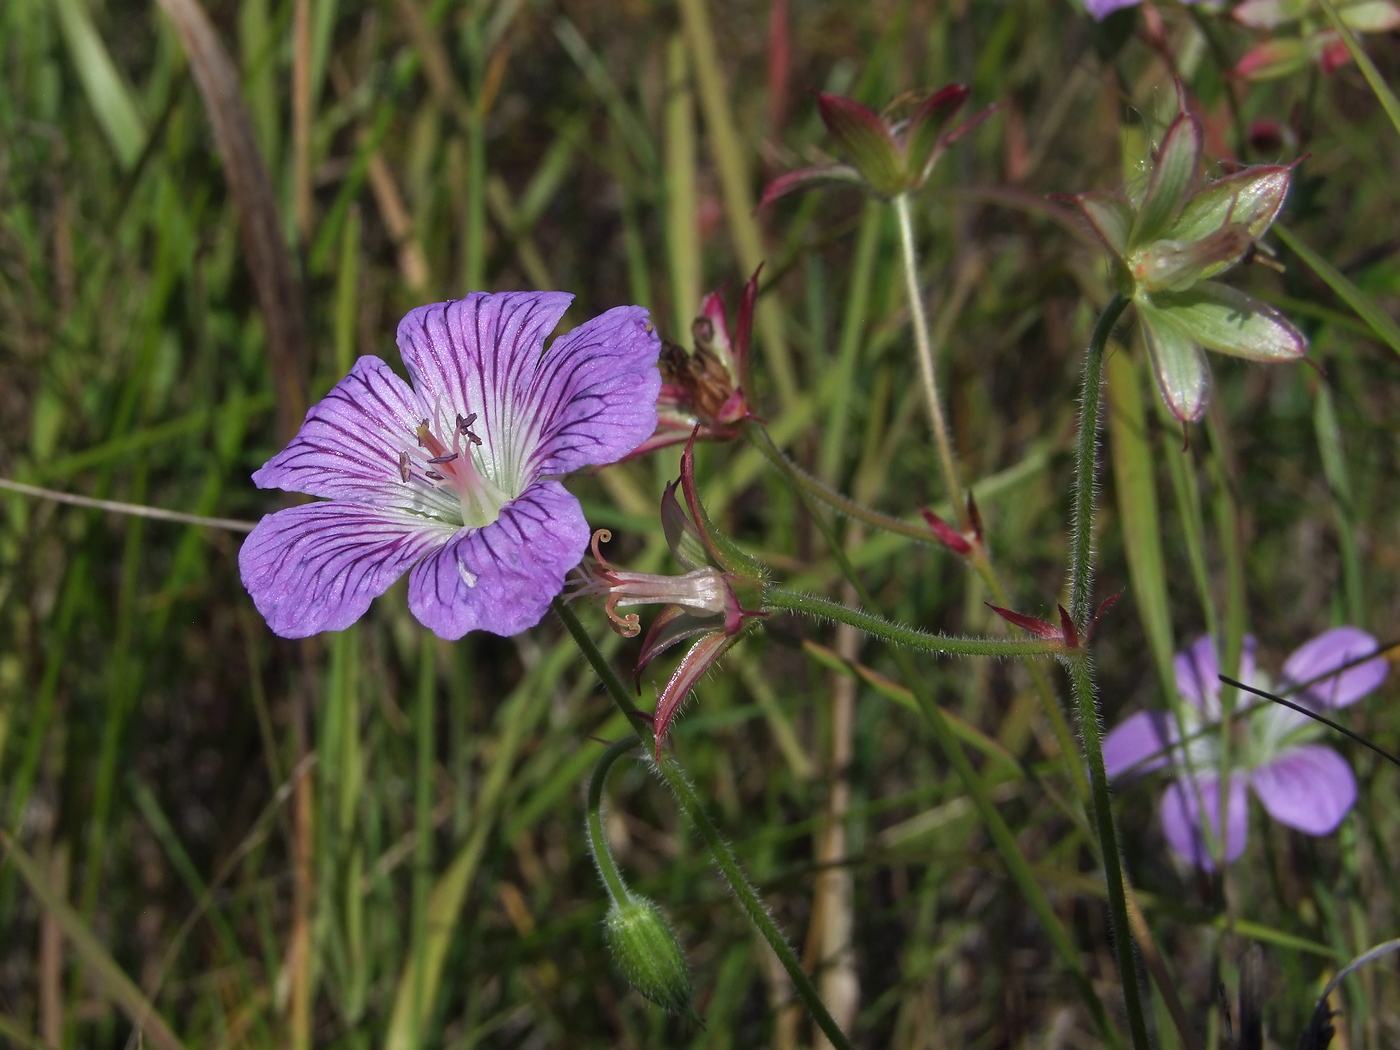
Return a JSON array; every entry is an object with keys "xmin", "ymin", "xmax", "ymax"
[
  {"xmin": 155, "ymin": 0, "xmax": 308, "ymax": 440},
  {"xmin": 1, "ymin": 834, "xmax": 188, "ymax": 1050},
  {"xmin": 1275, "ymin": 223, "xmax": 1400, "ymax": 360}
]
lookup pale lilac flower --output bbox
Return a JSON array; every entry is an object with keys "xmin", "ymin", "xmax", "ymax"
[
  {"xmin": 1084, "ymin": 0, "xmax": 1197, "ymax": 18},
  {"xmin": 1104, "ymin": 628, "xmax": 1387, "ymax": 869},
  {"xmin": 239, "ymin": 292, "xmax": 661, "ymax": 640}
]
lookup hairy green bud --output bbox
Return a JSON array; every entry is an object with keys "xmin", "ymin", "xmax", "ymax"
[{"xmin": 604, "ymin": 893, "xmax": 692, "ymax": 1015}]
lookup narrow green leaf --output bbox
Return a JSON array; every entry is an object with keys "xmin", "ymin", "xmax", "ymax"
[
  {"xmin": 1317, "ymin": 0, "xmax": 1400, "ymax": 141},
  {"xmin": 1151, "ymin": 282, "xmax": 1307, "ymax": 361},
  {"xmin": 1274, "ymin": 223, "xmax": 1400, "ymax": 359},
  {"xmin": 51, "ymin": 0, "xmax": 147, "ymax": 169},
  {"xmin": 1106, "ymin": 350, "xmax": 1176, "ymax": 689},
  {"xmin": 1, "ymin": 835, "xmax": 188, "ymax": 1050}
]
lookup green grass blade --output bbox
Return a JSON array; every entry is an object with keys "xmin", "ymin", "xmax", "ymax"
[
  {"xmin": 1275, "ymin": 223, "xmax": 1400, "ymax": 359},
  {"xmin": 1105, "ymin": 349, "xmax": 1176, "ymax": 690},
  {"xmin": 50, "ymin": 0, "xmax": 147, "ymax": 168},
  {"xmin": 1, "ymin": 834, "xmax": 189, "ymax": 1050},
  {"xmin": 1317, "ymin": 0, "xmax": 1400, "ymax": 142}
]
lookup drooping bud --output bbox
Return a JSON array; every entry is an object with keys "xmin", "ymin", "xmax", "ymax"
[{"xmin": 604, "ymin": 893, "xmax": 693, "ymax": 1015}]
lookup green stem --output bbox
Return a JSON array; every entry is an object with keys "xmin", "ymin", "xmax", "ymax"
[
  {"xmin": 786, "ymin": 474, "xmax": 1123, "ymax": 1047},
  {"xmin": 762, "ymin": 586, "xmax": 1064, "ymax": 659},
  {"xmin": 409, "ymin": 634, "xmax": 436, "ymax": 1050},
  {"xmin": 748, "ymin": 418, "xmax": 1090, "ymax": 802},
  {"xmin": 1068, "ymin": 294, "xmax": 1129, "ymax": 627},
  {"xmin": 553, "ymin": 599, "xmax": 857, "ymax": 1050},
  {"xmin": 586, "ymin": 737, "xmax": 640, "ymax": 904},
  {"xmin": 1067, "ymin": 294, "xmax": 1150, "ymax": 1050},
  {"xmin": 893, "ymin": 191, "xmax": 965, "ymax": 527},
  {"xmin": 744, "ymin": 420, "xmax": 944, "ymax": 545}
]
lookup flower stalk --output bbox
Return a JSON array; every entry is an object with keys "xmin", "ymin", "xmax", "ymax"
[
  {"xmin": 894, "ymin": 192, "xmax": 967, "ymax": 527},
  {"xmin": 762, "ymin": 586, "xmax": 1065, "ymax": 658},
  {"xmin": 1066, "ymin": 292, "xmax": 1150, "ymax": 1050},
  {"xmin": 554, "ymin": 598, "xmax": 857, "ymax": 1050}
]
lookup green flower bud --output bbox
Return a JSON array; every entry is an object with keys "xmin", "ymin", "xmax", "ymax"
[{"xmin": 604, "ymin": 893, "xmax": 692, "ymax": 1015}]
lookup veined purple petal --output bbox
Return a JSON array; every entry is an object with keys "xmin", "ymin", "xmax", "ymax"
[
  {"xmin": 1161, "ymin": 773, "xmax": 1249, "ymax": 870},
  {"xmin": 1084, "ymin": 0, "xmax": 1142, "ymax": 17},
  {"xmin": 1174, "ymin": 635, "xmax": 1219, "ymax": 711},
  {"xmin": 520, "ymin": 304, "xmax": 662, "ymax": 477},
  {"xmin": 239, "ymin": 501, "xmax": 455, "ymax": 638},
  {"xmin": 1282, "ymin": 626, "xmax": 1387, "ymax": 709},
  {"xmin": 1174, "ymin": 635, "xmax": 1258, "ymax": 716},
  {"xmin": 1251, "ymin": 745, "xmax": 1356, "ymax": 835},
  {"xmin": 407, "ymin": 480, "xmax": 590, "ymax": 639},
  {"xmin": 396, "ymin": 293, "xmax": 574, "ymax": 489},
  {"xmin": 253, "ymin": 356, "xmax": 427, "ymax": 502},
  {"xmin": 1103, "ymin": 710, "xmax": 1177, "ymax": 779}
]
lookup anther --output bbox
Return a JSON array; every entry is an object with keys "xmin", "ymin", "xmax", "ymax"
[
  {"xmin": 398, "ymin": 450, "xmax": 411, "ymax": 482},
  {"xmin": 428, "ymin": 452, "xmax": 459, "ymax": 465},
  {"xmin": 416, "ymin": 420, "xmax": 430, "ymax": 448},
  {"xmin": 467, "ymin": 431, "xmax": 483, "ymax": 446},
  {"xmin": 456, "ymin": 412, "xmax": 478, "ymax": 433},
  {"xmin": 425, "ymin": 470, "xmax": 445, "ymax": 481}
]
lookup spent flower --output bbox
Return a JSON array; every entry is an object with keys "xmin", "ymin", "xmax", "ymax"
[
  {"xmin": 759, "ymin": 85, "xmax": 991, "ymax": 206},
  {"xmin": 631, "ymin": 270, "xmax": 761, "ymax": 457},
  {"xmin": 239, "ymin": 292, "xmax": 661, "ymax": 639},
  {"xmin": 1103, "ymin": 628, "xmax": 1388, "ymax": 869},
  {"xmin": 570, "ymin": 433, "xmax": 766, "ymax": 756},
  {"xmin": 1064, "ymin": 86, "xmax": 1307, "ymax": 421}
]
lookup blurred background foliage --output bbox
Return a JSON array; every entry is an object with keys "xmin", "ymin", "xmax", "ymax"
[{"xmin": 1, "ymin": 0, "xmax": 1399, "ymax": 1046}]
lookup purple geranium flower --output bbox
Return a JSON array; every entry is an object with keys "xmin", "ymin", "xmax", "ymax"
[
  {"xmin": 1084, "ymin": 0, "xmax": 1197, "ymax": 18},
  {"xmin": 239, "ymin": 292, "xmax": 661, "ymax": 640},
  {"xmin": 1104, "ymin": 628, "xmax": 1387, "ymax": 869}
]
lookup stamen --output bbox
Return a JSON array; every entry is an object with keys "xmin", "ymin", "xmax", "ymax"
[
  {"xmin": 398, "ymin": 450, "xmax": 411, "ymax": 483},
  {"xmin": 428, "ymin": 453, "xmax": 459, "ymax": 465}
]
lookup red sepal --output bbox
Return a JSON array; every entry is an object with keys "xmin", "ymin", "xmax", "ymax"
[
  {"xmin": 919, "ymin": 508, "xmax": 973, "ymax": 556},
  {"xmin": 986, "ymin": 604, "xmax": 1061, "ymax": 640}
]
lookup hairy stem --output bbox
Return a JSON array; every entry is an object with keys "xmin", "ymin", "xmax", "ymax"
[
  {"xmin": 744, "ymin": 421, "xmax": 944, "ymax": 545},
  {"xmin": 763, "ymin": 586, "xmax": 1064, "ymax": 658},
  {"xmin": 585, "ymin": 737, "xmax": 640, "ymax": 904},
  {"xmin": 554, "ymin": 599, "xmax": 857, "ymax": 1050},
  {"xmin": 1067, "ymin": 293, "xmax": 1150, "ymax": 1050}
]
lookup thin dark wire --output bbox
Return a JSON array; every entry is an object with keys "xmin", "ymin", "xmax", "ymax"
[{"xmin": 1218, "ymin": 674, "xmax": 1400, "ymax": 770}]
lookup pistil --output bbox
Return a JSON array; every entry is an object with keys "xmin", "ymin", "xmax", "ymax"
[{"xmin": 415, "ymin": 418, "xmax": 511, "ymax": 528}]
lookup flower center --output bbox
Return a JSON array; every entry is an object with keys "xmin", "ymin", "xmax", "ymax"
[{"xmin": 414, "ymin": 413, "xmax": 512, "ymax": 529}]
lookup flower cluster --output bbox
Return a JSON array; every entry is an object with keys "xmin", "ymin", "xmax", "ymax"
[
  {"xmin": 239, "ymin": 292, "xmax": 661, "ymax": 639},
  {"xmin": 1065, "ymin": 86, "xmax": 1306, "ymax": 421},
  {"xmin": 569, "ymin": 434, "xmax": 766, "ymax": 756},
  {"xmin": 1104, "ymin": 628, "xmax": 1388, "ymax": 869}
]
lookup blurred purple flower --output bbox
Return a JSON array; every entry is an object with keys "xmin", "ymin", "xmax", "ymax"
[
  {"xmin": 239, "ymin": 292, "xmax": 661, "ymax": 640},
  {"xmin": 1083, "ymin": 0, "xmax": 1196, "ymax": 18},
  {"xmin": 1104, "ymin": 628, "xmax": 1387, "ymax": 869}
]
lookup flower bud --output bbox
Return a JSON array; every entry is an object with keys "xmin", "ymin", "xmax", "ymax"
[{"xmin": 604, "ymin": 893, "xmax": 693, "ymax": 1015}]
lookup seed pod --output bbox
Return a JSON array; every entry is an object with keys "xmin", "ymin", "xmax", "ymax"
[{"xmin": 603, "ymin": 893, "xmax": 692, "ymax": 1016}]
